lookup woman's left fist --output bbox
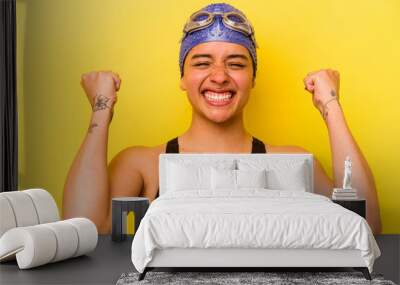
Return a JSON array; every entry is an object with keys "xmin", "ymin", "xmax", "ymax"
[{"xmin": 303, "ymin": 69, "xmax": 340, "ymax": 115}]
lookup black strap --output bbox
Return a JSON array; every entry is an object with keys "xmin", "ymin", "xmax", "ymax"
[
  {"xmin": 251, "ymin": 136, "xmax": 267, "ymax": 153},
  {"xmin": 165, "ymin": 137, "xmax": 179, "ymax": 153},
  {"xmin": 165, "ymin": 136, "xmax": 266, "ymax": 154}
]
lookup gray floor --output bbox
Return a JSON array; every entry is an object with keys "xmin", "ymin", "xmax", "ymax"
[
  {"xmin": 0, "ymin": 235, "xmax": 398, "ymax": 285},
  {"xmin": 375, "ymin": 235, "xmax": 400, "ymax": 284},
  {"xmin": 0, "ymin": 235, "xmax": 135, "ymax": 285}
]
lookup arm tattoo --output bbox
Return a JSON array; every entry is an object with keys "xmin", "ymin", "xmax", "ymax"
[
  {"xmin": 322, "ymin": 90, "xmax": 338, "ymax": 120},
  {"xmin": 322, "ymin": 92, "xmax": 341, "ymax": 121},
  {"xmin": 88, "ymin": 122, "xmax": 98, "ymax": 133},
  {"xmin": 93, "ymin": 94, "xmax": 111, "ymax": 112}
]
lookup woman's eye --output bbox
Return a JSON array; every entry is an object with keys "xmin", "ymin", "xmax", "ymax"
[
  {"xmin": 228, "ymin": 63, "xmax": 245, "ymax": 68},
  {"xmin": 193, "ymin": 62, "xmax": 210, "ymax": 67}
]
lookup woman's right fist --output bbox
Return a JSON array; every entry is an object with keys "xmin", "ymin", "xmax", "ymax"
[{"xmin": 80, "ymin": 71, "xmax": 121, "ymax": 112}]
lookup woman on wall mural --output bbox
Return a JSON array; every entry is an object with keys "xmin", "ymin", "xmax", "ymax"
[{"xmin": 62, "ymin": 3, "xmax": 381, "ymax": 234}]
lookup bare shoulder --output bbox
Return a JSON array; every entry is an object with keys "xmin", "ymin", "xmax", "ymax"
[
  {"xmin": 109, "ymin": 143, "xmax": 166, "ymax": 171},
  {"xmin": 267, "ymin": 144, "xmax": 310, "ymax": 154},
  {"xmin": 107, "ymin": 143, "xmax": 167, "ymax": 198}
]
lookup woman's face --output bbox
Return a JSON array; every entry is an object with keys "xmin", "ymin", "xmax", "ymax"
[{"xmin": 180, "ymin": 41, "xmax": 255, "ymax": 123}]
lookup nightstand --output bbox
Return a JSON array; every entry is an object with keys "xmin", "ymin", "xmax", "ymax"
[
  {"xmin": 332, "ymin": 199, "xmax": 366, "ymax": 218},
  {"xmin": 111, "ymin": 197, "xmax": 149, "ymax": 242}
]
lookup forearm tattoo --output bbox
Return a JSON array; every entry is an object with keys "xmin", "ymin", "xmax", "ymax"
[
  {"xmin": 93, "ymin": 94, "xmax": 112, "ymax": 112},
  {"xmin": 322, "ymin": 89, "xmax": 340, "ymax": 121},
  {"xmin": 88, "ymin": 122, "xmax": 98, "ymax": 133}
]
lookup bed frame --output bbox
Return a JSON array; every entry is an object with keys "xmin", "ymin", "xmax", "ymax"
[
  {"xmin": 138, "ymin": 154, "xmax": 372, "ymax": 281},
  {"xmin": 139, "ymin": 248, "xmax": 371, "ymax": 280}
]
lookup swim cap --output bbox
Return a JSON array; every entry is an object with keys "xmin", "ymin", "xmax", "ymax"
[{"xmin": 179, "ymin": 3, "xmax": 258, "ymax": 77}]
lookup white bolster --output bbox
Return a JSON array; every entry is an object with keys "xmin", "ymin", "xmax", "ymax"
[
  {"xmin": 23, "ymin": 189, "xmax": 59, "ymax": 223},
  {"xmin": 0, "ymin": 191, "xmax": 39, "ymax": 228},
  {"xmin": 0, "ymin": 189, "xmax": 59, "ymax": 239},
  {"xmin": 64, "ymin": 218, "xmax": 98, "ymax": 257},
  {"xmin": 42, "ymin": 221, "xmax": 79, "ymax": 262},
  {"xmin": 0, "ymin": 196, "xmax": 17, "ymax": 237},
  {"xmin": 0, "ymin": 218, "xmax": 98, "ymax": 269},
  {"xmin": 0, "ymin": 226, "xmax": 57, "ymax": 269}
]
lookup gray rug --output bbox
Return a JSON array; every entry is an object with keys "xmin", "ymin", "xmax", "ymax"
[{"xmin": 116, "ymin": 271, "xmax": 396, "ymax": 285}]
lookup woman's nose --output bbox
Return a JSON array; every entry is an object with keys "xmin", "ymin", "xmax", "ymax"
[{"xmin": 209, "ymin": 65, "xmax": 229, "ymax": 85}]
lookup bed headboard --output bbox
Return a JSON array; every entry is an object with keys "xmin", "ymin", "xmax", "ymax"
[{"xmin": 159, "ymin": 153, "xmax": 314, "ymax": 195}]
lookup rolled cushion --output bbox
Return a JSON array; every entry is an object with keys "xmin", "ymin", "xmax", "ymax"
[
  {"xmin": 42, "ymin": 221, "xmax": 79, "ymax": 262},
  {"xmin": 0, "ymin": 226, "xmax": 57, "ymax": 268},
  {"xmin": 0, "ymin": 191, "xmax": 39, "ymax": 228},
  {"xmin": 24, "ymin": 188, "xmax": 59, "ymax": 223},
  {"xmin": 0, "ymin": 218, "xmax": 98, "ymax": 269},
  {"xmin": 0, "ymin": 189, "xmax": 59, "ymax": 239},
  {"xmin": 64, "ymin": 218, "xmax": 98, "ymax": 257},
  {"xmin": 0, "ymin": 196, "xmax": 17, "ymax": 237}
]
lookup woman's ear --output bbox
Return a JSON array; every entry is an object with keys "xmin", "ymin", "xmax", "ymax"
[
  {"xmin": 252, "ymin": 78, "xmax": 256, "ymax": 88},
  {"xmin": 180, "ymin": 76, "xmax": 187, "ymax": 91}
]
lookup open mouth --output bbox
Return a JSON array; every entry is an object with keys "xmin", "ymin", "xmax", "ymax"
[{"xmin": 201, "ymin": 90, "xmax": 236, "ymax": 106}]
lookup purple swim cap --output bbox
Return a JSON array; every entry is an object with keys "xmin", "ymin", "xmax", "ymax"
[{"xmin": 179, "ymin": 3, "xmax": 258, "ymax": 77}]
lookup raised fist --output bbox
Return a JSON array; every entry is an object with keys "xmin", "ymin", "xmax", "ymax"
[
  {"xmin": 80, "ymin": 71, "xmax": 121, "ymax": 112},
  {"xmin": 303, "ymin": 69, "xmax": 340, "ymax": 117}
]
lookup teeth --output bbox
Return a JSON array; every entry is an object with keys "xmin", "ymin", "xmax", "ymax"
[{"xmin": 204, "ymin": 91, "xmax": 233, "ymax": 101}]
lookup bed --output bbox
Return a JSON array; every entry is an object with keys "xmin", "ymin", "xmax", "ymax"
[{"xmin": 131, "ymin": 153, "xmax": 380, "ymax": 281}]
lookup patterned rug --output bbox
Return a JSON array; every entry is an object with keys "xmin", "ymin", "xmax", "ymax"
[{"xmin": 116, "ymin": 271, "xmax": 396, "ymax": 285}]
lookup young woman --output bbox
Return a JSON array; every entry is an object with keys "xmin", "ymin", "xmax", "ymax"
[{"xmin": 62, "ymin": 3, "xmax": 381, "ymax": 234}]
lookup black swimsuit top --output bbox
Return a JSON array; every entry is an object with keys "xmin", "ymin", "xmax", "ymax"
[{"xmin": 155, "ymin": 136, "xmax": 267, "ymax": 198}]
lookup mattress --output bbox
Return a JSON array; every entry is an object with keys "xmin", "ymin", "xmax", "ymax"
[{"xmin": 131, "ymin": 189, "xmax": 380, "ymax": 273}]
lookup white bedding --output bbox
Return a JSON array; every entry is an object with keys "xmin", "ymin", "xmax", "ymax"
[{"xmin": 131, "ymin": 189, "xmax": 380, "ymax": 273}]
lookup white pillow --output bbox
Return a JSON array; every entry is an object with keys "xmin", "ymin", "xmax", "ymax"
[
  {"xmin": 236, "ymin": 169, "xmax": 267, "ymax": 188},
  {"xmin": 167, "ymin": 160, "xmax": 235, "ymax": 191},
  {"xmin": 265, "ymin": 162, "xmax": 308, "ymax": 191},
  {"xmin": 167, "ymin": 162, "xmax": 210, "ymax": 191},
  {"xmin": 211, "ymin": 168, "xmax": 236, "ymax": 190},
  {"xmin": 238, "ymin": 159, "xmax": 309, "ymax": 191},
  {"xmin": 211, "ymin": 168, "xmax": 268, "ymax": 190}
]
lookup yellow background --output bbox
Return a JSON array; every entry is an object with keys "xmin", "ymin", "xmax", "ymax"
[{"xmin": 16, "ymin": 0, "xmax": 400, "ymax": 233}]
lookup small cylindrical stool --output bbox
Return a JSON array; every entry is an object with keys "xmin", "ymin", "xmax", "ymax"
[{"xmin": 111, "ymin": 197, "xmax": 149, "ymax": 242}]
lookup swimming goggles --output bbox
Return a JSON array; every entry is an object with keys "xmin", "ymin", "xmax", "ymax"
[{"xmin": 181, "ymin": 10, "xmax": 258, "ymax": 47}]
